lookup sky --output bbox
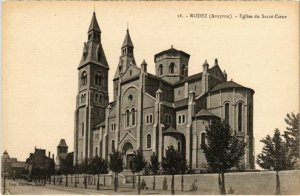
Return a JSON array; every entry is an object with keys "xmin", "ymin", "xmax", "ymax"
[{"xmin": 2, "ymin": 2, "xmax": 299, "ymax": 164}]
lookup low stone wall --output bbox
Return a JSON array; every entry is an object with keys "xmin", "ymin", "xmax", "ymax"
[{"xmin": 140, "ymin": 170, "xmax": 300, "ymax": 195}]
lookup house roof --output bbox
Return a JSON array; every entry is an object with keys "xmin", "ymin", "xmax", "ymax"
[
  {"xmin": 11, "ymin": 161, "xmax": 25, "ymax": 168},
  {"xmin": 154, "ymin": 47, "xmax": 190, "ymax": 61},
  {"xmin": 169, "ymin": 64, "xmax": 220, "ymax": 86},
  {"xmin": 94, "ymin": 121, "xmax": 106, "ymax": 129},
  {"xmin": 165, "ymin": 127, "xmax": 177, "ymax": 132},
  {"xmin": 210, "ymin": 80, "xmax": 254, "ymax": 93},
  {"xmin": 164, "ymin": 127, "xmax": 185, "ymax": 137},
  {"xmin": 174, "ymin": 73, "xmax": 202, "ymax": 86},
  {"xmin": 194, "ymin": 109, "xmax": 217, "ymax": 117},
  {"xmin": 174, "ymin": 98, "xmax": 189, "ymax": 108},
  {"xmin": 162, "ymin": 100, "xmax": 174, "ymax": 108}
]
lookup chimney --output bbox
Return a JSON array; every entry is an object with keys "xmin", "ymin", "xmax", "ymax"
[
  {"xmin": 52, "ymin": 154, "xmax": 54, "ymax": 160},
  {"xmin": 48, "ymin": 151, "xmax": 50, "ymax": 158}
]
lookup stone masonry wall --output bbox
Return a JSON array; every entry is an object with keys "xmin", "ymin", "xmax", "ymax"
[{"xmin": 140, "ymin": 170, "xmax": 300, "ymax": 195}]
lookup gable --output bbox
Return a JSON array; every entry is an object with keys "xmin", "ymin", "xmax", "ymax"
[
  {"xmin": 119, "ymin": 132, "xmax": 137, "ymax": 144},
  {"xmin": 209, "ymin": 64, "xmax": 225, "ymax": 80},
  {"xmin": 122, "ymin": 64, "xmax": 141, "ymax": 81}
]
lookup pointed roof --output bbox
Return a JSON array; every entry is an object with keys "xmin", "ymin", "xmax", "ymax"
[
  {"xmin": 122, "ymin": 29, "xmax": 134, "ymax": 48},
  {"xmin": 141, "ymin": 59, "xmax": 147, "ymax": 65},
  {"xmin": 78, "ymin": 41, "xmax": 109, "ymax": 69},
  {"xmin": 57, "ymin": 139, "xmax": 67, "ymax": 147},
  {"xmin": 88, "ymin": 12, "xmax": 101, "ymax": 33}
]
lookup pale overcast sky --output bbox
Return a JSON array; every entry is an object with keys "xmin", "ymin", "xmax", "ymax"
[{"xmin": 3, "ymin": 2, "xmax": 299, "ymax": 164}]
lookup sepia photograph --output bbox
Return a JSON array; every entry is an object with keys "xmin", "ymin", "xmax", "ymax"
[{"xmin": 2, "ymin": 1, "xmax": 299, "ymax": 195}]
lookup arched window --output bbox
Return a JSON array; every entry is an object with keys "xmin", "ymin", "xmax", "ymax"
[
  {"xmin": 238, "ymin": 102, "xmax": 243, "ymax": 132},
  {"xmin": 147, "ymin": 134, "xmax": 151, "ymax": 149},
  {"xmin": 201, "ymin": 132, "xmax": 206, "ymax": 147},
  {"xmin": 182, "ymin": 115, "xmax": 186, "ymax": 123},
  {"xmin": 81, "ymin": 94, "xmax": 86, "ymax": 103},
  {"xmin": 95, "ymin": 147, "xmax": 98, "ymax": 157},
  {"xmin": 126, "ymin": 109, "xmax": 130, "ymax": 127},
  {"xmin": 95, "ymin": 93, "xmax": 99, "ymax": 102},
  {"xmin": 81, "ymin": 71, "xmax": 87, "ymax": 86},
  {"xmin": 131, "ymin": 108, "xmax": 136, "ymax": 126},
  {"xmin": 112, "ymin": 140, "xmax": 115, "ymax": 153},
  {"xmin": 225, "ymin": 103, "xmax": 230, "ymax": 125},
  {"xmin": 181, "ymin": 65, "xmax": 186, "ymax": 76},
  {"xmin": 99, "ymin": 94, "xmax": 103, "ymax": 103},
  {"xmin": 81, "ymin": 123, "xmax": 84, "ymax": 137},
  {"xmin": 169, "ymin": 63, "xmax": 175, "ymax": 74},
  {"xmin": 95, "ymin": 73, "xmax": 103, "ymax": 86},
  {"xmin": 159, "ymin": 64, "xmax": 163, "ymax": 75},
  {"xmin": 178, "ymin": 141, "xmax": 181, "ymax": 152}
]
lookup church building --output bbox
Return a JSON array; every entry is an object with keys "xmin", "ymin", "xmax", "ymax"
[{"xmin": 73, "ymin": 12, "xmax": 255, "ymax": 170}]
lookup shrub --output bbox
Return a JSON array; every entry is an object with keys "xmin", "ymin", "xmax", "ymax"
[
  {"xmin": 228, "ymin": 186, "xmax": 234, "ymax": 194},
  {"xmin": 189, "ymin": 179, "xmax": 198, "ymax": 192},
  {"xmin": 143, "ymin": 165, "xmax": 151, "ymax": 176},
  {"xmin": 186, "ymin": 167, "xmax": 196, "ymax": 174},
  {"xmin": 162, "ymin": 177, "xmax": 168, "ymax": 190}
]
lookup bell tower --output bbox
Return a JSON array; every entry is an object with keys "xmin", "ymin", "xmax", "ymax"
[
  {"xmin": 113, "ymin": 29, "xmax": 136, "ymax": 100},
  {"xmin": 74, "ymin": 12, "xmax": 109, "ymax": 165}
]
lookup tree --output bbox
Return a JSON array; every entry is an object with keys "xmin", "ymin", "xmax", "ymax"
[
  {"xmin": 283, "ymin": 113, "xmax": 299, "ymax": 159},
  {"xmin": 257, "ymin": 129, "xmax": 297, "ymax": 194},
  {"xmin": 130, "ymin": 159, "xmax": 137, "ymax": 190},
  {"xmin": 132, "ymin": 148, "xmax": 147, "ymax": 194},
  {"xmin": 60, "ymin": 153, "xmax": 74, "ymax": 187},
  {"xmin": 73, "ymin": 164, "xmax": 79, "ymax": 188},
  {"xmin": 161, "ymin": 145, "xmax": 186, "ymax": 195},
  {"xmin": 179, "ymin": 156, "xmax": 188, "ymax": 192},
  {"xmin": 90, "ymin": 156, "xmax": 108, "ymax": 190},
  {"xmin": 149, "ymin": 152, "xmax": 160, "ymax": 190},
  {"xmin": 46, "ymin": 160, "xmax": 55, "ymax": 185},
  {"xmin": 109, "ymin": 151, "xmax": 123, "ymax": 192},
  {"xmin": 201, "ymin": 120, "xmax": 246, "ymax": 194},
  {"xmin": 79, "ymin": 160, "xmax": 89, "ymax": 189}
]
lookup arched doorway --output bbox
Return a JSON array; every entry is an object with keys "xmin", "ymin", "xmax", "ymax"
[{"xmin": 122, "ymin": 142, "xmax": 134, "ymax": 169}]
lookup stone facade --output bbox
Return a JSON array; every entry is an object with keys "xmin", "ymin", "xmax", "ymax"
[{"xmin": 74, "ymin": 12, "xmax": 255, "ymax": 170}]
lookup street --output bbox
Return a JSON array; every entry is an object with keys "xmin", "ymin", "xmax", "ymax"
[{"xmin": 3, "ymin": 179, "xmax": 197, "ymax": 195}]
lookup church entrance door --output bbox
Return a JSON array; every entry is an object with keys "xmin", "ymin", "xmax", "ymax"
[
  {"xmin": 122, "ymin": 142, "xmax": 134, "ymax": 170},
  {"xmin": 126, "ymin": 154, "xmax": 134, "ymax": 169}
]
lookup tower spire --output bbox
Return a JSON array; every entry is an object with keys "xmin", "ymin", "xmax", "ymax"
[
  {"xmin": 122, "ymin": 28, "xmax": 134, "ymax": 48},
  {"xmin": 88, "ymin": 12, "xmax": 101, "ymax": 33}
]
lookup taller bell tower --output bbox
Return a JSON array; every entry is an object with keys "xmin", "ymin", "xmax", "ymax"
[{"xmin": 74, "ymin": 12, "xmax": 109, "ymax": 165}]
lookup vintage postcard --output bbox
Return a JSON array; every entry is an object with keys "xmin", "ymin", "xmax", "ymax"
[{"xmin": 2, "ymin": 1, "xmax": 299, "ymax": 195}]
